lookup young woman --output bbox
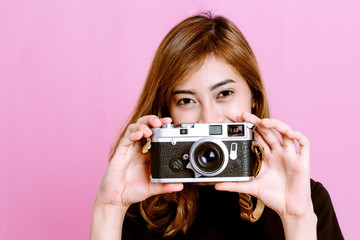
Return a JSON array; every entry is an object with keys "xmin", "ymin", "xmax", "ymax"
[{"xmin": 90, "ymin": 14, "xmax": 343, "ymax": 239}]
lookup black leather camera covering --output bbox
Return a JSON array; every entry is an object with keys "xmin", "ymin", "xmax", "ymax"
[{"xmin": 150, "ymin": 140, "xmax": 255, "ymax": 180}]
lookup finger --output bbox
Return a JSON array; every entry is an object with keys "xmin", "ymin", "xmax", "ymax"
[
  {"xmin": 131, "ymin": 122, "xmax": 155, "ymax": 137},
  {"xmin": 238, "ymin": 112, "xmax": 261, "ymax": 124},
  {"xmin": 118, "ymin": 124, "xmax": 150, "ymax": 153},
  {"xmin": 261, "ymin": 119, "xmax": 296, "ymax": 153},
  {"xmin": 242, "ymin": 112, "xmax": 282, "ymax": 150},
  {"xmin": 252, "ymin": 131, "xmax": 269, "ymax": 174},
  {"xmin": 238, "ymin": 112, "xmax": 271, "ymax": 159},
  {"xmin": 254, "ymin": 131, "xmax": 271, "ymax": 158},
  {"xmin": 137, "ymin": 115, "xmax": 161, "ymax": 126},
  {"xmin": 148, "ymin": 182, "xmax": 184, "ymax": 196},
  {"xmin": 118, "ymin": 116, "xmax": 174, "ymax": 157},
  {"xmin": 287, "ymin": 130, "xmax": 310, "ymax": 158},
  {"xmin": 235, "ymin": 114, "xmax": 244, "ymax": 122},
  {"xmin": 117, "ymin": 123, "xmax": 153, "ymax": 155},
  {"xmin": 129, "ymin": 116, "xmax": 173, "ymax": 138},
  {"xmin": 215, "ymin": 180, "xmax": 260, "ymax": 199},
  {"xmin": 136, "ymin": 115, "xmax": 172, "ymax": 128},
  {"xmin": 114, "ymin": 131, "xmax": 146, "ymax": 163},
  {"xmin": 127, "ymin": 123, "xmax": 153, "ymax": 138},
  {"xmin": 160, "ymin": 117, "xmax": 173, "ymax": 124},
  {"xmin": 128, "ymin": 130, "xmax": 144, "ymax": 141}
]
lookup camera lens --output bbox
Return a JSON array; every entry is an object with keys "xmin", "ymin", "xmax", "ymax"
[
  {"xmin": 195, "ymin": 143, "xmax": 223, "ymax": 172},
  {"xmin": 189, "ymin": 138, "xmax": 229, "ymax": 177}
]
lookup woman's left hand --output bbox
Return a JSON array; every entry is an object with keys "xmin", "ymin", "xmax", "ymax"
[{"xmin": 215, "ymin": 112, "xmax": 315, "ymax": 221}]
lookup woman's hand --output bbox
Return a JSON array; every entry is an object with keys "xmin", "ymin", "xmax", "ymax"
[
  {"xmin": 95, "ymin": 115, "xmax": 183, "ymax": 209},
  {"xmin": 215, "ymin": 112, "xmax": 317, "ymax": 239}
]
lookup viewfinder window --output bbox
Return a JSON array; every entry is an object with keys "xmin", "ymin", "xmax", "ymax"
[{"xmin": 228, "ymin": 125, "xmax": 244, "ymax": 136}]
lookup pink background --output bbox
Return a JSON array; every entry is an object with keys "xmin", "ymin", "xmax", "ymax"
[{"xmin": 1, "ymin": 0, "xmax": 359, "ymax": 239}]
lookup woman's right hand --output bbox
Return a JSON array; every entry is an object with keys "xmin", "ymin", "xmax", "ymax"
[{"xmin": 95, "ymin": 115, "xmax": 184, "ymax": 209}]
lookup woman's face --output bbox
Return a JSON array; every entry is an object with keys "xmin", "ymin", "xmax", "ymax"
[{"xmin": 169, "ymin": 56, "xmax": 253, "ymax": 124}]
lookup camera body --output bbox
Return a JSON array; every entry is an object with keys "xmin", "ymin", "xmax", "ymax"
[{"xmin": 150, "ymin": 122, "xmax": 257, "ymax": 183}]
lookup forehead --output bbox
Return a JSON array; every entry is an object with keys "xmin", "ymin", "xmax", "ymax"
[{"xmin": 174, "ymin": 56, "xmax": 245, "ymax": 89}]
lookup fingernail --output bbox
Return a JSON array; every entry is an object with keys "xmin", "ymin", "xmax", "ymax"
[
  {"xmin": 287, "ymin": 130, "xmax": 296, "ymax": 138},
  {"xmin": 161, "ymin": 117, "xmax": 172, "ymax": 123},
  {"xmin": 146, "ymin": 128, "xmax": 153, "ymax": 135}
]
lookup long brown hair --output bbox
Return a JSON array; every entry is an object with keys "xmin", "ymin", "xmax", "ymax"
[{"xmin": 111, "ymin": 13, "xmax": 270, "ymax": 237}]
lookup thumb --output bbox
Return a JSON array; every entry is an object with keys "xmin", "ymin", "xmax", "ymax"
[
  {"xmin": 148, "ymin": 182, "xmax": 184, "ymax": 197},
  {"xmin": 215, "ymin": 180, "xmax": 260, "ymax": 198}
]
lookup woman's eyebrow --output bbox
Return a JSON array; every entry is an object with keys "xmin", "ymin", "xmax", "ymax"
[
  {"xmin": 210, "ymin": 79, "xmax": 235, "ymax": 91},
  {"xmin": 172, "ymin": 79, "xmax": 235, "ymax": 96},
  {"xmin": 172, "ymin": 89, "xmax": 196, "ymax": 96}
]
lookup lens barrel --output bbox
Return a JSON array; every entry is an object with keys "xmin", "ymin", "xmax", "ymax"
[{"xmin": 189, "ymin": 138, "xmax": 229, "ymax": 176}]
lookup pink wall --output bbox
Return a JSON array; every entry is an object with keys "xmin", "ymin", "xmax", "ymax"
[{"xmin": 1, "ymin": 0, "xmax": 359, "ymax": 239}]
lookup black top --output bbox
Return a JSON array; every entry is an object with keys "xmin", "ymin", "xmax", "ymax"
[{"xmin": 123, "ymin": 180, "xmax": 343, "ymax": 240}]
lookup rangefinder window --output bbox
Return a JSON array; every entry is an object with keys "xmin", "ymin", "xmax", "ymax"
[
  {"xmin": 180, "ymin": 129, "xmax": 188, "ymax": 135},
  {"xmin": 228, "ymin": 125, "xmax": 244, "ymax": 136},
  {"xmin": 209, "ymin": 125, "xmax": 222, "ymax": 135}
]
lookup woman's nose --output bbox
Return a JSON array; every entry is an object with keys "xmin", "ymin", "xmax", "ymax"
[{"xmin": 197, "ymin": 102, "xmax": 224, "ymax": 123}]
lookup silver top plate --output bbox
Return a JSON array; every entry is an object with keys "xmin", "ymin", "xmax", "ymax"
[{"xmin": 151, "ymin": 122, "xmax": 254, "ymax": 142}]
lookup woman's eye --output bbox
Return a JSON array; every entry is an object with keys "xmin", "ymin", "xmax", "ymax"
[
  {"xmin": 177, "ymin": 98, "xmax": 195, "ymax": 105},
  {"xmin": 218, "ymin": 90, "xmax": 233, "ymax": 98}
]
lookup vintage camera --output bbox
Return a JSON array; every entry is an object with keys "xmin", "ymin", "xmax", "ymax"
[{"xmin": 150, "ymin": 122, "xmax": 257, "ymax": 183}]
